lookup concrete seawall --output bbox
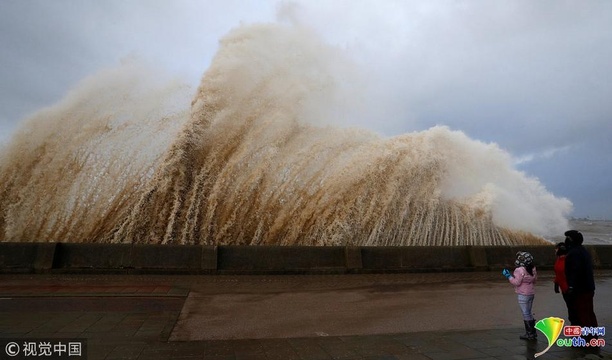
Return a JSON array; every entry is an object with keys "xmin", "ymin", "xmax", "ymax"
[{"xmin": 1, "ymin": 242, "xmax": 611, "ymax": 274}]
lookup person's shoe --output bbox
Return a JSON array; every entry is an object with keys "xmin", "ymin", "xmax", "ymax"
[
  {"xmin": 519, "ymin": 320, "xmax": 530, "ymax": 340},
  {"xmin": 519, "ymin": 320, "xmax": 537, "ymax": 340},
  {"xmin": 529, "ymin": 319, "xmax": 538, "ymax": 339}
]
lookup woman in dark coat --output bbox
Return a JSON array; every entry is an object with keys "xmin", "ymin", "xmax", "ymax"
[{"xmin": 564, "ymin": 230, "xmax": 598, "ymax": 330}]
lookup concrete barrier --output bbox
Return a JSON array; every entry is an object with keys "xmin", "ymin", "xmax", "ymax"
[
  {"xmin": 590, "ymin": 245, "xmax": 612, "ymax": 268},
  {"xmin": 53, "ymin": 243, "xmax": 132, "ymax": 270},
  {"xmin": 0, "ymin": 242, "xmax": 56, "ymax": 272},
  {"xmin": 0, "ymin": 243, "xmax": 610, "ymax": 274},
  {"xmin": 131, "ymin": 244, "xmax": 204, "ymax": 272},
  {"xmin": 217, "ymin": 246, "xmax": 346, "ymax": 274},
  {"xmin": 360, "ymin": 246, "xmax": 472, "ymax": 272},
  {"xmin": 47, "ymin": 243, "xmax": 218, "ymax": 274}
]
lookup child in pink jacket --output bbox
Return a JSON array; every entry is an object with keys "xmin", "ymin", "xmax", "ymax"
[{"xmin": 503, "ymin": 251, "xmax": 537, "ymax": 340}]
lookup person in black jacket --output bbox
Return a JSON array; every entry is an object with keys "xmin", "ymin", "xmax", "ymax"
[{"xmin": 564, "ymin": 230, "xmax": 598, "ymax": 330}]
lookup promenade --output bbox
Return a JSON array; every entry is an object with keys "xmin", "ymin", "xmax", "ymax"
[{"xmin": 1, "ymin": 271, "xmax": 610, "ymax": 360}]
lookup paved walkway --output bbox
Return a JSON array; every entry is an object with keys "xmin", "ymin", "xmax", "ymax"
[{"xmin": 0, "ymin": 271, "xmax": 610, "ymax": 360}]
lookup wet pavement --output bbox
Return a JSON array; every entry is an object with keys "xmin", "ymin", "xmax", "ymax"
[{"xmin": 0, "ymin": 271, "xmax": 610, "ymax": 359}]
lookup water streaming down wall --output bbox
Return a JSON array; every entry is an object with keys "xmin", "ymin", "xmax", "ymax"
[{"xmin": 0, "ymin": 24, "xmax": 572, "ymax": 246}]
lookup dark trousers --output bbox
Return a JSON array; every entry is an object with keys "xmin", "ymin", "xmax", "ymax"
[
  {"xmin": 572, "ymin": 291, "xmax": 598, "ymax": 328},
  {"xmin": 562, "ymin": 292, "xmax": 578, "ymax": 325}
]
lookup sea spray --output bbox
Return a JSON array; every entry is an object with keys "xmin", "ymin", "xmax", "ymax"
[
  {"xmin": 0, "ymin": 61, "xmax": 190, "ymax": 242},
  {"xmin": 0, "ymin": 23, "xmax": 572, "ymax": 245}
]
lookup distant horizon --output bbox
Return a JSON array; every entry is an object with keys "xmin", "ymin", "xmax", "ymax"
[{"xmin": 569, "ymin": 217, "xmax": 612, "ymax": 222}]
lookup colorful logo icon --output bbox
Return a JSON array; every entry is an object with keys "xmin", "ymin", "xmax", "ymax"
[{"xmin": 534, "ymin": 317, "xmax": 565, "ymax": 358}]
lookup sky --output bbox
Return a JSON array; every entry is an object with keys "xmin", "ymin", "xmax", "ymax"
[{"xmin": 0, "ymin": 0, "xmax": 611, "ymax": 220}]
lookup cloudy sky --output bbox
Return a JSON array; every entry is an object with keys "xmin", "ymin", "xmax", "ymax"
[{"xmin": 1, "ymin": 0, "xmax": 611, "ymax": 220}]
